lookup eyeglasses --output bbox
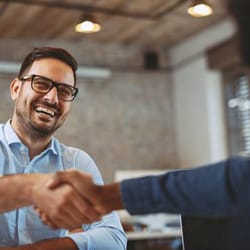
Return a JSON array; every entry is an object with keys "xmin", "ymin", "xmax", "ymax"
[{"xmin": 19, "ymin": 74, "xmax": 78, "ymax": 102}]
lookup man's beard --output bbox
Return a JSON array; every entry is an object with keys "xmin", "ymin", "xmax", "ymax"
[
  {"xmin": 28, "ymin": 120, "xmax": 59, "ymax": 139},
  {"xmin": 15, "ymin": 105, "xmax": 62, "ymax": 140}
]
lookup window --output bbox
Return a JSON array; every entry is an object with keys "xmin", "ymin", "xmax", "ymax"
[
  {"xmin": 207, "ymin": 36, "xmax": 249, "ymax": 156},
  {"xmin": 225, "ymin": 74, "xmax": 250, "ymax": 155}
]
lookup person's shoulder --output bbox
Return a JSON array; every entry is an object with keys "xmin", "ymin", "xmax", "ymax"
[
  {"xmin": 228, "ymin": 155, "xmax": 250, "ymax": 163},
  {"xmin": 224, "ymin": 155, "xmax": 250, "ymax": 172}
]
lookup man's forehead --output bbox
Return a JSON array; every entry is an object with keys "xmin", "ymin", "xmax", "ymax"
[{"xmin": 27, "ymin": 58, "xmax": 74, "ymax": 85}]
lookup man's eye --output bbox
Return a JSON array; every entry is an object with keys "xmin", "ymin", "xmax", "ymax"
[
  {"xmin": 58, "ymin": 86, "xmax": 72, "ymax": 96},
  {"xmin": 34, "ymin": 81, "xmax": 50, "ymax": 90},
  {"xmin": 61, "ymin": 88, "xmax": 71, "ymax": 95}
]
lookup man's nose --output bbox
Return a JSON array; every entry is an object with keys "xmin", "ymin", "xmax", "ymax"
[{"xmin": 44, "ymin": 86, "xmax": 59, "ymax": 103}]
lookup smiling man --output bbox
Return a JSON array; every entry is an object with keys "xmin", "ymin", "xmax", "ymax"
[{"xmin": 0, "ymin": 47, "xmax": 126, "ymax": 250}]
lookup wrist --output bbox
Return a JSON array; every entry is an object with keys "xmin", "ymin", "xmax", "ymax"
[
  {"xmin": 96, "ymin": 183, "xmax": 124, "ymax": 213},
  {"xmin": 30, "ymin": 173, "xmax": 52, "ymax": 204},
  {"xmin": 24, "ymin": 174, "xmax": 43, "ymax": 204}
]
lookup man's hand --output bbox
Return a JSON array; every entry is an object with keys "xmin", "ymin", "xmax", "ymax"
[
  {"xmin": 48, "ymin": 170, "xmax": 124, "ymax": 215},
  {"xmin": 31, "ymin": 173, "xmax": 101, "ymax": 230}
]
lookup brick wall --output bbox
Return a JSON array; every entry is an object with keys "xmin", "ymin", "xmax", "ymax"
[{"xmin": 0, "ymin": 39, "xmax": 178, "ymax": 183}]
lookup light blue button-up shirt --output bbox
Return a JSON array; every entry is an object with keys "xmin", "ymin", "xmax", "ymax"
[{"xmin": 0, "ymin": 121, "xmax": 127, "ymax": 250}]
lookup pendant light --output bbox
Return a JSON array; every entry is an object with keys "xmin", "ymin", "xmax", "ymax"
[
  {"xmin": 188, "ymin": 0, "xmax": 213, "ymax": 18},
  {"xmin": 75, "ymin": 14, "xmax": 101, "ymax": 33}
]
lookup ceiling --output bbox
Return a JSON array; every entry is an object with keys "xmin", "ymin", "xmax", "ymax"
[{"xmin": 0, "ymin": 0, "xmax": 229, "ymax": 49}]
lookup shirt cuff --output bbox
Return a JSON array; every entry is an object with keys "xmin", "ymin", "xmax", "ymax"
[{"xmin": 66, "ymin": 232, "xmax": 88, "ymax": 250}]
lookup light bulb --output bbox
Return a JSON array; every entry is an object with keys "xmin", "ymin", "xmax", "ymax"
[{"xmin": 188, "ymin": 2, "xmax": 213, "ymax": 17}]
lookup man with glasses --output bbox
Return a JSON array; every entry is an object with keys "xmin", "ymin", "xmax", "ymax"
[{"xmin": 0, "ymin": 47, "xmax": 126, "ymax": 250}]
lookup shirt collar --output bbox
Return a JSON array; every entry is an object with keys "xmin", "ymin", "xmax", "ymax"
[
  {"xmin": 4, "ymin": 120, "xmax": 58, "ymax": 155},
  {"xmin": 4, "ymin": 120, "xmax": 20, "ymax": 145}
]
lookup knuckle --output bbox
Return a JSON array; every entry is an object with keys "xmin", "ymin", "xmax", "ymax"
[{"xmin": 54, "ymin": 171, "xmax": 63, "ymax": 179}]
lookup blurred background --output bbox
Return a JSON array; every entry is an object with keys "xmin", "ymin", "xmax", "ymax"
[{"xmin": 0, "ymin": 0, "xmax": 244, "ymax": 185}]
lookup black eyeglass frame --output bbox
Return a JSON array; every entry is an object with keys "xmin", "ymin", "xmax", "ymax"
[{"xmin": 19, "ymin": 74, "xmax": 78, "ymax": 102}]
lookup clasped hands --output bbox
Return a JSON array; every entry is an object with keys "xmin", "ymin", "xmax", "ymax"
[{"xmin": 31, "ymin": 170, "xmax": 110, "ymax": 230}]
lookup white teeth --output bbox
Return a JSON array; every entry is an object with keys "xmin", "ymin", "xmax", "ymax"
[{"xmin": 36, "ymin": 106, "xmax": 55, "ymax": 117}]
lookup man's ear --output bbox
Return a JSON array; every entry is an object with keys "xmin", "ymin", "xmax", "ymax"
[{"xmin": 10, "ymin": 78, "xmax": 22, "ymax": 101}]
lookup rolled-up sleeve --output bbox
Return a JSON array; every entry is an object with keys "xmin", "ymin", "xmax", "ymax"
[
  {"xmin": 67, "ymin": 212, "xmax": 126, "ymax": 250},
  {"xmin": 65, "ymin": 149, "xmax": 127, "ymax": 250}
]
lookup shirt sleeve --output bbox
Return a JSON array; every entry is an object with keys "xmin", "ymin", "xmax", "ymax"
[
  {"xmin": 65, "ymin": 149, "xmax": 127, "ymax": 250},
  {"xmin": 67, "ymin": 212, "xmax": 126, "ymax": 250},
  {"xmin": 120, "ymin": 156, "xmax": 250, "ymax": 217}
]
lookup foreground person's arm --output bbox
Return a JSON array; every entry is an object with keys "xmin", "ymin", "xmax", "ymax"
[
  {"xmin": 49, "ymin": 156, "xmax": 250, "ymax": 218},
  {"xmin": 119, "ymin": 156, "xmax": 250, "ymax": 216}
]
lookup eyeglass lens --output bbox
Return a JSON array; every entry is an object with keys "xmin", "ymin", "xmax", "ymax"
[{"xmin": 32, "ymin": 75, "xmax": 76, "ymax": 101}]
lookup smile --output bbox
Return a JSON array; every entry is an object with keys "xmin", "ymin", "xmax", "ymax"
[{"xmin": 36, "ymin": 106, "xmax": 57, "ymax": 117}]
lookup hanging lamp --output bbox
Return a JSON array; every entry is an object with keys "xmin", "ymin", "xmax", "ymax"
[
  {"xmin": 75, "ymin": 14, "xmax": 101, "ymax": 33},
  {"xmin": 188, "ymin": 0, "xmax": 213, "ymax": 17}
]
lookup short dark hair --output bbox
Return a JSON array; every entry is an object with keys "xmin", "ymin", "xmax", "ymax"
[
  {"xmin": 227, "ymin": 0, "xmax": 250, "ymax": 66},
  {"xmin": 18, "ymin": 47, "xmax": 78, "ymax": 86}
]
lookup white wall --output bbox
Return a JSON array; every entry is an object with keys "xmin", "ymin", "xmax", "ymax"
[{"xmin": 169, "ymin": 18, "xmax": 235, "ymax": 168}]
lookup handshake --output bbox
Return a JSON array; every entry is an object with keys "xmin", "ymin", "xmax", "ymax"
[{"xmin": 31, "ymin": 170, "xmax": 123, "ymax": 230}]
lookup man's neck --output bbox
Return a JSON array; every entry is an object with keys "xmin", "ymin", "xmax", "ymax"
[
  {"xmin": 21, "ymin": 137, "xmax": 51, "ymax": 160},
  {"xmin": 10, "ymin": 119, "xmax": 52, "ymax": 160}
]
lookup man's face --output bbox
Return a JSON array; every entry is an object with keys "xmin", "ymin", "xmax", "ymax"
[{"xmin": 10, "ymin": 58, "xmax": 75, "ymax": 138}]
